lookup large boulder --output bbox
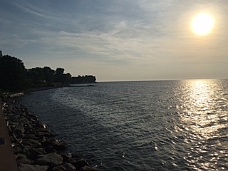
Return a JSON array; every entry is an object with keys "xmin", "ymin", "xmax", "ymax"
[
  {"xmin": 51, "ymin": 165, "xmax": 65, "ymax": 171},
  {"xmin": 80, "ymin": 166, "xmax": 98, "ymax": 171},
  {"xmin": 73, "ymin": 159, "xmax": 90, "ymax": 170},
  {"xmin": 23, "ymin": 139, "xmax": 42, "ymax": 148},
  {"xmin": 43, "ymin": 139, "xmax": 67, "ymax": 151},
  {"xmin": 63, "ymin": 163, "xmax": 76, "ymax": 171},
  {"xmin": 28, "ymin": 148, "xmax": 45, "ymax": 160},
  {"xmin": 19, "ymin": 163, "xmax": 49, "ymax": 171},
  {"xmin": 16, "ymin": 154, "xmax": 34, "ymax": 165},
  {"xmin": 13, "ymin": 146, "xmax": 24, "ymax": 154},
  {"xmin": 36, "ymin": 153, "xmax": 63, "ymax": 167},
  {"xmin": 52, "ymin": 163, "xmax": 76, "ymax": 171}
]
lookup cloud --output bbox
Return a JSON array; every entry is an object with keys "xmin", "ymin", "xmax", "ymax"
[{"xmin": 1, "ymin": 0, "xmax": 228, "ymax": 80}]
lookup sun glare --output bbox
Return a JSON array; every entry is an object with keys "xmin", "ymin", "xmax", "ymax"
[{"xmin": 191, "ymin": 13, "xmax": 215, "ymax": 36}]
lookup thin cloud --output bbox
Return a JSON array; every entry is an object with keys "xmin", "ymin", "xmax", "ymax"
[
  {"xmin": 12, "ymin": 2, "xmax": 58, "ymax": 21},
  {"xmin": 0, "ymin": 0, "xmax": 227, "ymax": 80}
]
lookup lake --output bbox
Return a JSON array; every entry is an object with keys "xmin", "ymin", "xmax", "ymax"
[{"xmin": 20, "ymin": 79, "xmax": 228, "ymax": 171}]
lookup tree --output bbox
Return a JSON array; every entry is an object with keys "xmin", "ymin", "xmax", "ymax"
[
  {"xmin": 0, "ymin": 51, "xmax": 97, "ymax": 91},
  {"xmin": 71, "ymin": 75, "xmax": 96, "ymax": 84},
  {"xmin": 63, "ymin": 73, "xmax": 72, "ymax": 84},
  {"xmin": 27, "ymin": 67, "xmax": 56, "ymax": 88},
  {"xmin": 54, "ymin": 68, "xmax": 65, "ymax": 83},
  {"xmin": 43, "ymin": 66, "xmax": 55, "ymax": 83},
  {"xmin": 0, "ymin": 55, "xmax": 28, "ymax": 91}
]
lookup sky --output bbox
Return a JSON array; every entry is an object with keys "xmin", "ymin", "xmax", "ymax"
[{"xmin": 0, "ymin": 0, "xmax": 228, "ymax": 81}]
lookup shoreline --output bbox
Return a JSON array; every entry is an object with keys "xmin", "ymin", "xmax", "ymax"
[{"xmin": 1, "ymin": 96, "xmax": 98, "ymax": 171}]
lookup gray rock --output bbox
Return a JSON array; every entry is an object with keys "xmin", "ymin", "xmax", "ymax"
[
  {"xmin": 44, "ymin": 145, "xmax": 56, "ymax": 153},
  {"xmin": 16, "ymin": 154, "xmax": 34, "ymax": 165},
  {"xmin": 63, "ymin": 163, "xmax": 76, "ymax": 171},
  {"xmin": 23, "ymin": 139, "xmax": 42, "ymax": 148},
  {"xmin": 80, "ymin": 166, "xmax": 98, "ymax": 171},
  {"xmin": 19, "ymin": 163, "xmax": 49, "ymax": 171},
  {"xmin": 51, "ymin": 165, "xmax": 66, "ymax": 171},
  {"xmin": 28, "ymin": 148, "xmax": 45, "ymax": 160},
  {"xmin": 73, "ymin": 159, "xmax": 90, "ymax": 170},
  {"xmin": 49, "ymin": 139, "xmax": 67, "ymax": 151},
  {"xmin": 36, "ymin": 131, "xmax": 51, "ymax": 137},
  {"xmin": 43, "ymin": 138, "xmax": 67, "ymax": 152},
  {"xmin": 19, "ymin": 117, "xmax": 30, "ymax": 125},
  {"xmin": 52, "ymin": 163, "xmax": 76, "ymax": 171},
  {"xmin": 14, "ymin": 126, "xmax": 25, "ymax": 137},
  {"xmin": 23, "ymin": 133, "xmax": 36, "ymax": 140},
  {"xmin": 36, "ymin": 153, "xmax": 63, "ymax": 167},
  {"xmin": 13, "ymin": 146, "xmax": 23, "ymax": 154}
]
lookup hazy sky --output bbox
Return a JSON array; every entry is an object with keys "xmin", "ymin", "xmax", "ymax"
[{"xmin": 1, "ymin": 0, "xmax": 228, "ymax": 81}]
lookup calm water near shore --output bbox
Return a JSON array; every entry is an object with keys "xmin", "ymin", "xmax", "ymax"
[{"xmin": 20, "ymin": 80, "xmax": 228, "ymax": 171}]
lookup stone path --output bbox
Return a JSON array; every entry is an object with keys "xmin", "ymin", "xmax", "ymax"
[{"xmin": 0, "ymin": 100, "xmax": 18, "ymax": 171}]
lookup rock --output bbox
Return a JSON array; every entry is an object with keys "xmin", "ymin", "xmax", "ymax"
[
  {"xmin": 36, "ymin": 153, "xmax": 63, "ymax": 167},
  {"xmin": 50, "ymin": 130, "xmax": 58, "ymax": 136},
  {"xmin": 43, "ymin": 138, "xmax": 67, "ymax": 152},
  {"xmin": 28, "ymin": 148, "xmax": 45, "ymax": 160},
  {"xmin": 16, "ymin": 154, "xmax": 34, "ymax": 165},
  {"xmin": 51, "ymin": 165, "xmax": 66, "ymax": 171},
  {"xmin": 23, "ymin": 139, "xmax": 42, "ymax": 148},
  {"xmin": 52, "ymin": 163, "xmax": 76, "ymax": 171},
  {"xmin": 14, "ymin": 127, "xmax": 25, "ymax": 137},
  {"xmin": 51, "ymin": 139, "xmax": 67, "ymax": 151},
  {"xmin": 73, "ymin": 159, "xmax": 90, "ymax": 170},
  {"xmin": 19, "ymin": 117, "xmax": 30, "ymax": 125},
  {"xmin": 80, "ymin": 166, "xmax": 98, "ymax": 171},
  {"xmin": 61, "ymin": 152, "xmax": 73, "ymax": 162},
  {"xmin": 36, "ymin": 131, "xmax": 52, "ymax": 137},
  {"xmin": 23, "ymin": 133, "xmax": 36, "ymax": 140},
  {"xmin": 3, "ymin": 98, "xmax": 94, "ymax": 171},
  {"xmin": 13, "ymin": 146, "xmax": 23, "ymax": 154},
  {"xmin": 44, "ymin": 145, "xmax": 56, "ymax": 153},
  {"xmin": 19, "ymin": 163, "xmax": 49, "ymax": 171},
  {"xmin": 63, "ymin": 163, "xmax": 76, "ymax": 171},
  {"xmin": 27, "ymin": 113, "xmax": 38, "ymax": 120}
]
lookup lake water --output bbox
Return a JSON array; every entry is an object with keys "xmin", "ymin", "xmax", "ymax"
[{"xmin": 20, "ymin": 80, "xmax": 228, "ymax": 171}]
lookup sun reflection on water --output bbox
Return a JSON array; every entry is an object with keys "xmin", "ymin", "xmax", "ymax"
[
  {"xmin": 179, "ymin": 80, "xmax": 227, "ymax": 138},
  {"xmin": 177, "ymin": 80, "xmax": 228, "ymax": 170},
  {"xmin": 189, "ymin": 80, "xmax": 211, "ymax": 107}
]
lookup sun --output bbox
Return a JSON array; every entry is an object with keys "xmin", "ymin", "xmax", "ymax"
[{"xmin": 191, "ymin": 13, "xmax": 215, "ymax": 36}]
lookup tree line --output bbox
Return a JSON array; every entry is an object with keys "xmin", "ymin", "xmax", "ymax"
[{"xmin": 0, "ymin": 52, "xmax": 96, "ymax": 92}]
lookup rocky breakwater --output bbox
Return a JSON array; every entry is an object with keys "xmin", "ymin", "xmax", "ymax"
[{"xmin": 2, "ymin": 97, "xmax": 98, "ymax": 171}]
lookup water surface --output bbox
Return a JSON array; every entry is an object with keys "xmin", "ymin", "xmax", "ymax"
[{"xmin": 20, "ymin": 80, "xmax": 228, "ymax": 170}]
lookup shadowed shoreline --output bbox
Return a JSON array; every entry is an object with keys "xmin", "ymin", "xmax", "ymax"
[{"xmin": 1, "ymin": 96, "xmax": 98, "ymax": 171}]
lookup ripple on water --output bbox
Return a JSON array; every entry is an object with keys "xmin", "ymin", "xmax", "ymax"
[{"xmin": 20, "ymin": 80, "xmax": 228, "ymax": 170}]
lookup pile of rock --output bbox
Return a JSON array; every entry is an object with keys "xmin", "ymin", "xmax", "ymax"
[{"xmin": 2, "ymin": 97, "xmax": 98, "ymax": 171}]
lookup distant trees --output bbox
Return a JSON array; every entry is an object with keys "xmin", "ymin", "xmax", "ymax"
[
  {"xmin": 54, "ymin": 68, "xmax": 72, "ymax": 84},
  {"xmin": 0, "ymin": 52, "xmax": 96, "ymax": 92},
  {"xmin": 27, "ymin": 67, "xmax": 55, "ymax": 87},
  {"xmin": 54, "ymin": 68, "xmax": 64, "ymax": 83},
  {"xmin": 72, "ymin": 75, "xmax": 96, "ymax": 84}
]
